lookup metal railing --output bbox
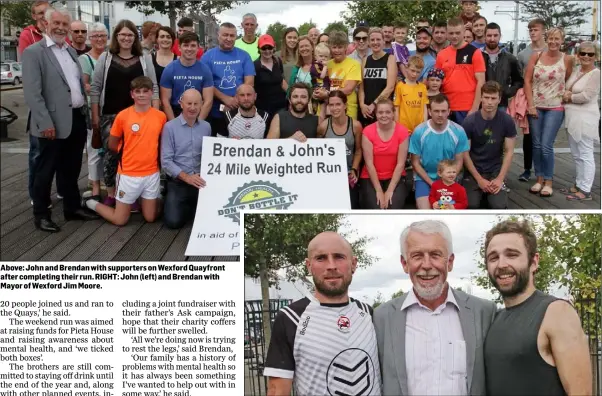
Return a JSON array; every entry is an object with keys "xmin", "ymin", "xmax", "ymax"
[{"xmin": 576, "ymin": 291, "xmax": 602, "ymax": 396}]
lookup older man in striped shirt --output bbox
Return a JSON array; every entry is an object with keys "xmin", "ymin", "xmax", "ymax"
[{"xmin": 374, "ymin": 220, "xmax": 497, "ymax": 396}]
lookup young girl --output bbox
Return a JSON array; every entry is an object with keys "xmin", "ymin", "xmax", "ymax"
[
  {"xmin": 426, "ymin": 68, "xmax": 444, "ymax": 118},
  {"xmin": 311, "ymin": 43, "xmax": 331, "ymax": 119}
]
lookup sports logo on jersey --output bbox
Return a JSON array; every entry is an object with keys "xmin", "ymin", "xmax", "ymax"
[
  {"xmin": 337, "ymin": 315, "xmax": 351, "ymax": 333},
  {"xmin": 218, "ymin": 181, "xmax": 298, "ymax": 225},
  {"xmin": 327, "ymin": 348, "xmax": 375, "ymax": 396}
]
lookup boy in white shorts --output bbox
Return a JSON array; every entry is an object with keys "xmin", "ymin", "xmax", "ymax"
[{"xmin": 84, "ymin": 76, "xmax": 166, "ymax": 225}]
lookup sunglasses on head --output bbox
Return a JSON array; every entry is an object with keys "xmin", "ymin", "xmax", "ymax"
[
  {"xmin": 72, "ymin": 30, "xmax": 87, "ymax": 34},
  {"xmin": 579, "ymin": 51, "xmax": 595, "ymax": 57},
  {"xmin": 354, "ymin": 36, "xmax": 368, "ymax": 42},
  {"xmin": 260, "ymin": 46, "xmax": 274, "ymax": 51}
]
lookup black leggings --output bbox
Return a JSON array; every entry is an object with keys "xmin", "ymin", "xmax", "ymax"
[
  {"xmin": 523, "ymin": 133, "xmax": 533, "ymax": 171},
  {"xmin": 360, "ymin": 178, "xmax": 407, "ymax": 209}
]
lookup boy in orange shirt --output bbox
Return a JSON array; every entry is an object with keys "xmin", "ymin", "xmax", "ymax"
[
  {"xmin": 85, "ymin": 76, "xmax": 167, "ymax": 226},
  {"xmin": 394, "ymin": 56, "xmax": 429, "ymax": 134}
]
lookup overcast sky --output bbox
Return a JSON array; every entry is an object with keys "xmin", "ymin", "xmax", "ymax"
[{"xmin": 117, "ymin": 1, "xmax": 597, "ymax": 43}]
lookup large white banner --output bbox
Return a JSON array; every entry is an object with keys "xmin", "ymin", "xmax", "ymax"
[{"xmin": 185, "ymin": 138, "xmax": 351, "ymax": 256}]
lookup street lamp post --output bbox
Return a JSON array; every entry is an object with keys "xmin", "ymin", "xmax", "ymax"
[{"xmin": 495, "ymin": 0, "xmax": 520, "ymax": 55}]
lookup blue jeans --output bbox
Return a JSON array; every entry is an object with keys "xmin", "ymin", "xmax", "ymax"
[
  {"xmin": 528, "ymin": 109, "xmax": 564, "ymax": 180},
  {"xmin": 450, "ymin": 111, "xmax": 468, "ymax": 125}
]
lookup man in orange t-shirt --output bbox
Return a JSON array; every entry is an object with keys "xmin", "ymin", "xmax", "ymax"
[
  {"xmin": 435, "ymin": 17, "xmax": 485, "ymax": 125},
  {"xmin": 84, "ymin": 76, "xmax": 167, "ymax": 226}
]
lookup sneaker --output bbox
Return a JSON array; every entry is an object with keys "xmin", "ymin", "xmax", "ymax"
[
  {"xmin": 518, "ymin": 170, "xmax": 531, "ymax": 182},
  {"xmin": 102, "ymin": 196, "xmax": 116, "ymax": 207},
  {"xmin": 31, "ymin": 200, "xmax": 53, "ymax": 209},
  {"xmin": 130, "ymin": 201, "xmax": 141, "ymax": 213},
  {"xmin": 56, "ymin": 193, "xmax": 63, "ymax": 200}
]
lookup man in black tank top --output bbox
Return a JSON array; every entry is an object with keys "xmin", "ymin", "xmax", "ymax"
[
  {"xmin": 266, "ymin": 82, "xmax": 318, "ymax": 140},
  {"xmin": 483, "ymin": 219, "xmax": 592, "ymax": 396}
]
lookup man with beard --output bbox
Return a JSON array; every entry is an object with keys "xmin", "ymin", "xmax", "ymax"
[
  {"xmin": 483, "ymin": 220, "xmax": 591, "ymax": 396},
  {"xmin": 267, "ymin": 83, "xmax": 318, "ymax": 141},
  {"xmin": 482, "ymin": 23, "xmax": 523, "ymax": 112},
  {"xmin": 411, "ymin": 27, "xmax": 436, "ymax": 82},
  {"xmin": 22, "ymin": 5, "xmax": 100, "ymax": 232},
  {"xmin": 374, "ymin": 220, "xmax": 496, "ymax": 396},
  {"xmin": 225, "ymin": 84, "xmax": 268, "ymax": 139},
  {"xmin": 69, "ymin": 20, "xmax": 90, "ymax": 55},
  {"xmin": 264, "ymin": 232, "xmax": 382, "ymax": 396}
]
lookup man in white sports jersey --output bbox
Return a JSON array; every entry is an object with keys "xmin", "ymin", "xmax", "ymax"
[
  {"xmin": 264, "ymin": 231, "xmax": 381, "ymax": 396},
  {"xmin": 225, "ymin": 84, "xmax": 269, "ymax": 139}
]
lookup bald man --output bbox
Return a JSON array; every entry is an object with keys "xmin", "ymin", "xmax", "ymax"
[
  {"xmin": 160, "ymin": 89, "xmax": 212, "ymax": 229},
  {"xmin": 308, "ymin": 27, "xmax": 320, "ymax": 45},
  {"xmin": 263, "ymin": 232, "xmax": 382, "ymax": 396},
  {"xmin": 70, "ymin": 20, "xmax": 90, "ymax": 55},
  {"xmin": 225, "ymin": 84, "xmax": 268, "ymax": 139}
]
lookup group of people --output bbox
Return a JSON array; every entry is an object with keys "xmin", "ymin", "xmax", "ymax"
[
  {"xmin": 263, "ymin": 219, "xmax": 592, "ymax": 396},
  {"xmin": 19, "ymin": 0, "xmax": 600, "ymax": 232}
]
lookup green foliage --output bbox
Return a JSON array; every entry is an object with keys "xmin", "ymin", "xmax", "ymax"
[
  {"xmin": 372, "ymin": 288, "xmax": 404, "ymax": 309},
  {"xmin": 342, "ymin": 0, "xmax": 461, "ymax": 33},
  {"xmin": 244, "ymin": 213, "xmax": 376, "ymax": 285},
  {"xmin": 125, "ymin": 1, "xmax": 246, "ymax": 17},
  {"xmin": 518, "ymin": 1, "xmax": 592, "ymax": 35},
  {"xmin": 473, "ymin": 214, "xmax": 601, "ymax": 317},
  {"xmin": 1, "ymin": 1, "xmax": 34, "ymax": 29},
  {"xmin": 324, "ymin": 21, "xmax": 348, "ymax": 35},
  {"xmin": 391, "ymin": 288, "xmax": 404, "ymax": 299},
  {"xmin": 298, "ymin": 20, "xmax": 316, "ymax": 36},
  {"xmin": 266, "ymin": 22, "xmax": 287, "ymax": 50}
]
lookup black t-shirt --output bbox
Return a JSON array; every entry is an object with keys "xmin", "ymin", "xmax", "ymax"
[
  {"xmin": 74, "ymin": 44, "xmax": 91, "ymax": 56},
  {"xmin": 254, "ymin": 57, "xmax": 287, "ymax": 114},
  {"xmin": 462, "ymin": 110, "xmax": 517, "ymax": 175},
  {"xmin": 277, "ymin": 109, "xmax": 318, "ymax": 139},
  {"xmin": 102, "ymin": 57, "xmax": 144, "ymax": 115}
]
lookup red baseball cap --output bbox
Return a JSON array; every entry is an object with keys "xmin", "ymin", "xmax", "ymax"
[{"xmin": 258, "ymin": 34, "xmax": 276, "ymax": 48}]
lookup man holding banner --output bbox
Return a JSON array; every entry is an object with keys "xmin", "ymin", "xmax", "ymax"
[
  {"xmin": 267, "ymin": 83, "xmax": 319, "ymax": 141},
  {"xmin": 161, "ymin": 89, "xmax": 211, "ymax": 229}
]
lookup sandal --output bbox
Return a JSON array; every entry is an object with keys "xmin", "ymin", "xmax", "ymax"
[
  {"xmin": 567, "ymin": 192, "xmax": 592, "ymax": 201},
  {"xmin": 540, "ymin": 185, "xmax": 553, "ymax": 197},
  {"xmin": 559, "ymin": 186, "xmax": 579, "ymax": 195},
  {"xmin": 529, "ymin": 183, "xmax": 543, "ymax": 194}
]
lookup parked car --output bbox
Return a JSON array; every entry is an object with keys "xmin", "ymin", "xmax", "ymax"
[{"xmin": 1, "ymin": 62, "xmax": 22, "ymax": 86}]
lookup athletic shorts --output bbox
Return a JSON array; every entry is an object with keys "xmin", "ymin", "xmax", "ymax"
[
  {"xmin": 115, "ymin": 172, "xmax": 160, "ymax": 204},
  {"xmin": 414, "ymin": 179, "xmax": 431, "ymax": 198}
]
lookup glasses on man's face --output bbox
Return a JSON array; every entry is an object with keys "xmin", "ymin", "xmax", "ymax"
[
  {"xmin": 260, "ymin": 46, "xmax": 274, "ymax": 51},
  {"xmin": 354, "ymin": 36, "xmax": 368, "ymax": 42},
  {"xmin": 72, "ymin": 30, "xmax": 87, "ymax": 34},
  {"xmin": 579, "ymin": 52, "xmax": 596, "ymax": 57},
  {"xmin": 118, "ymin": 33, "xmax": 136, "ymax": 39}
]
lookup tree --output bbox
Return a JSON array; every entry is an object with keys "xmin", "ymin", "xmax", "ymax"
[
  {"xmin": 266, "ymin": 22, "xmax": 287, "ymax": 50},
  {"xmin": 518, "ymin": 1, "xmax": 591, "ymax": 35},
  {"xmin": 391, "ymin": 288, "xmax": 404, "ymax": 299},
  {"xmin": 244, "ymin": 213, "xmax": 377, "ymax": 347},
  {"xmin": 324, "ymin": 21, "xmax": 348, "ymax": 35},
  {"xmin": 125, "ymin": 1, "xmax": 246, "ymax": 30},
  {"xmin": 298, "ymin": 20, "xmax": 316, "ymax": 36},
  {"xmin": 372, "ymin": 291, "xmax": 385, "ymax": 309},
  {"xmin": 1, "ymin": 1, "xmax": 34, "ymax": 29},
  {"xmin": 342, "ymin": 0, "xmax": 461, "ymax": 34}
]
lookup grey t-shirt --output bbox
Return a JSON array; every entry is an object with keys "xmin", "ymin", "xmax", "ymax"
[
  {"xmin": 463, "ymin": 110, "xmax": 517, "ymax": 175},
  {"xmin": 517, "ymin": 44, "xmax": 547, "ymax": 76}
]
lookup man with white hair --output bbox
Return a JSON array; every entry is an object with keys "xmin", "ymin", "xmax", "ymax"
[
  {"xmin": 22, "ymin": 6, "xmax": 99, "ymax": 232},
  {"xmin": 373, "ymin": 220, "xmax": 496, "ymax": 396},
  {"xmin": 235, "ymin": 13, "xmax": 259, "ymax": 61}
]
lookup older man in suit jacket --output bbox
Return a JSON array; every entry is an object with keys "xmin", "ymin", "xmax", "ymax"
[
  {"xmin": 22, "ymin": 5, "xmax": 98, "ymax": 232},
  {"xmin": 374, "ymin": 220, "xmax": 497, "ymax": 396}
]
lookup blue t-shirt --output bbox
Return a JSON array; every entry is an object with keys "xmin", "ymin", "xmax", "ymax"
[
  {"xmin": 160, "ymin": 60, "xmax": 214, "ymax": 105},
  {"xmin": 409, "ymin": 120, "xmax": 469, "ymax": 181},
  {"xmin": 471, "ymin": 41, "xmax": 487, "ymax": 50},
  {"xmin": 409, "ymin": 51, "xmax": 436, "ymax": 82},
  {"xmin": 201, "ymin": 47, "xmax": 255, "ymax": 117}
]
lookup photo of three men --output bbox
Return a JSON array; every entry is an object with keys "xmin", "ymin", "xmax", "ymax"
[{"xmin": 243, "ymin": 213, "xmax": 600, "ymax": 396}]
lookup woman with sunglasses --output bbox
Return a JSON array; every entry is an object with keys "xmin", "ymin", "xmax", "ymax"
[
  {"xmin": 561, "ymin": 41, "xmax": 600, "ymax": 201},
  {"xmin": 348, "ymin": 26, "xmax": 372, "ymax": 64},
  {"xmin": 276, "ymin": 27, "xmax": 299, "ymax": 83},
  {"xmin": 90, "ymin": 19, "xmax": 160, "ymax": 210},
  {"xmin": 254, "ymin": 34, "xmax": 288, "ymax": 131},
  {"xmin": 358, "ymin": 28, "xmax": 397, "ymax": 127},
  {"xmin": 523, "ymin": 27, "xmax": 573, "ymax": 198}
]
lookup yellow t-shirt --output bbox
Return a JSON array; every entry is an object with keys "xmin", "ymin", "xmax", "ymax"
[
  {"xmin": 327, "ymin": 57, "xmax": 362, "ymax": 119},
  {"xmin": 394, "ymin": 81, "xmax": 429, "ymax": 133}
]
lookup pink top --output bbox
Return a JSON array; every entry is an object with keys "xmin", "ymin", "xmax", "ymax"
[
  {"xmin": 533, "ymin": 53, "xmax": 566, "ymax": 109},
  {"xmin": 360, "ymin": 122, "xmax": 409, "ymax": 180}
]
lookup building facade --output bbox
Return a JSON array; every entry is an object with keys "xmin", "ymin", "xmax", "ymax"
[
  {"xmin": 64, "ymin": 0, "xmax": 116, "ymax": 36},
  {"xmin": 0, "ymin": 17, "xmax": 18, "ymax": 62}
]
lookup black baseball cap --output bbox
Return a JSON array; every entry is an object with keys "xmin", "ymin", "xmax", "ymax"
[
  {"xmin": 356, "ymin": 20, "xmax": 368, "ymax": 28},
  {"xmin": 416, "ymin": 27, "xmax": 432, "ymax": 37}
]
